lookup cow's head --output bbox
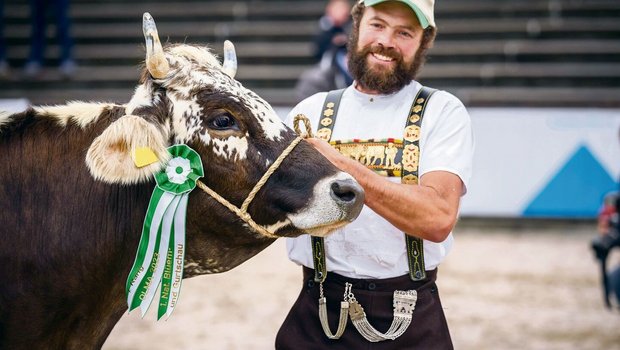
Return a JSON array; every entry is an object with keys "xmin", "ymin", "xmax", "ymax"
[{"xmin": 85, "ymin": 13, "xmax": 364, "ymax": 274}]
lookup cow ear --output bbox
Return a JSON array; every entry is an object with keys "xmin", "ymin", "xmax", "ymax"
[{"xmin": 86, "ymin": 115, "xmax": 170, "ymax": 184}]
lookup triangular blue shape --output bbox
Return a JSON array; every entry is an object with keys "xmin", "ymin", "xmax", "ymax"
[{"xmin": 524, "ymin": 145, "xmax": 618, "ymax": 218}]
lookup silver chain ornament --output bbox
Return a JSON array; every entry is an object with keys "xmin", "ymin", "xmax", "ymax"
[
  {"xmin": 344, "ymin": 283, "xmax": 418, "ymax": 342},
  {"xmin": 318, "ymin": 282, "xmax": 349, "ymax": 339}
]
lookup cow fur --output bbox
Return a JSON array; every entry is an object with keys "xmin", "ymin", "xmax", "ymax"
[
  {"xmin": 0, "ymin": 43, "xmax": 363, "ymax": 349},
  {"xmin": 86, "ymin": 114, "xmax": 170, "ymax": 184}
]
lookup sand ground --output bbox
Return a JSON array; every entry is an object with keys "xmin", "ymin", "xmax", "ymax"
[{"xmin": 103, "ymin": 223, "xmax": 620, "ymax": 350}]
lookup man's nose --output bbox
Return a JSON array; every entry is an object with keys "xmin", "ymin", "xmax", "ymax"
[{"xmin": 376, "ymin": 30, "xmax": 395, "ymax": 48}]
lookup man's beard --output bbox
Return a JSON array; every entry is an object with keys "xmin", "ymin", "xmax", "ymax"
[{"xmin": 347, "ymin": 36, "xmax": 422, "ymax": 95}]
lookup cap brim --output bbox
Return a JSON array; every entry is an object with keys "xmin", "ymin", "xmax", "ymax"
[{"xmin": 364, "ymin": 0, "xmax": 431, "ymax": 29}]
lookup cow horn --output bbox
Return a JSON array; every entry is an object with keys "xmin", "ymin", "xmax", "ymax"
[
  {"xmin": 222, "ymin": 40, "xmax": 237, "ymax": 78},
  {"xmin": 143, "ymin": 12, "xmax": 169, "ymax": 79}
]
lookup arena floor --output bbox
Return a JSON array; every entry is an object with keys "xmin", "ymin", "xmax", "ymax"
[{"xmin": 103, "ymin": 222, "xmax": 620, "ymax": 350}]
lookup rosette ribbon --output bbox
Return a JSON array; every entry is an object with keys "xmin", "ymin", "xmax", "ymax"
[{"xmin": 126, "ymin": 144, "xmax": 204, "ymax": 320}]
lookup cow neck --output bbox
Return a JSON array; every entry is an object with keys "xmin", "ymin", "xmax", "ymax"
[{"xmin": 195, "ymin": 136, "xmax": 303, "ymax": 239}]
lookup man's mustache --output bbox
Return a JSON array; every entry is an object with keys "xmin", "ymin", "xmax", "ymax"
[{"xmin": 362, "ymin": 45, "xmax": 402, "ymax": 61}]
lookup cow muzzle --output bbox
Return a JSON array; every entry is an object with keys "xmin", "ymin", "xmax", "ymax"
[
  {"xmin": 287, "ymin": 172, "xmax": 364, "ymax": 237},
  {"xmin": 330, "ymin": 178, "xmax": 365, "ymax": 221}
]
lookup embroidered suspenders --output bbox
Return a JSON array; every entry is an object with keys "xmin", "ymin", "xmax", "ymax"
[
  {"xmin": 312, "ymin": 86, "xmax": 437, "ymax": 283},
  {"xmin": 403, "ymin": 87, "xmax": 437, "ymax": 281},
  {"xmin": 311, "ymin": 87, "xmax": 437, "ymax": 342},
  {"xmin": 311, "ymin": 89, "xmax": 346, "ymax": 284}
]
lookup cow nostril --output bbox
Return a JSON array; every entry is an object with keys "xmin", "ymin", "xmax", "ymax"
[{"xmin": 330, "ymin": 180, "xmax": 357, "ymax": 203}]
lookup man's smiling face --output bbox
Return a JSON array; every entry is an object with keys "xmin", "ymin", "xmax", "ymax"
[{"xmin": 348, "ymin": 1, "xmax": 425, "ymax": 94}]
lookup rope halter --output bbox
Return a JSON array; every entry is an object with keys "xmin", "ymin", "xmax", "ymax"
[
  {"xmin": 194, "ymin": 114, "xmax": 313, "ymax": 239},
  {"xmin": 195, "ymin": 135, "xmax": 303, "ymax": 239}
]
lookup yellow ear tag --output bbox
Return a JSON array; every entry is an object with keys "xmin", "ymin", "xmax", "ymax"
[{"xmin": 133, "ymin": 147, "xmax": 159, "ymax": 168}]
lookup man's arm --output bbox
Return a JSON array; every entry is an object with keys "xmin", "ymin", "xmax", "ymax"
[{"xmin": 307, "ymin": 138, "xmax": 463, "ymax": 243}]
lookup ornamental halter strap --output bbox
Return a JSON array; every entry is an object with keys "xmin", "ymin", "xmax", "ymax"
[
  {"xmin": 301, "ymin": 86, "xmax": 436, "ymax": 342},
  {"xmin": 126, "ymin": 136, "xmax": 303, "ymax": 320}
]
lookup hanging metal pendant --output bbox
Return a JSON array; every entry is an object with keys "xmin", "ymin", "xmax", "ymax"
[{"xmin": 346, "ymin": 283, "xmax": 418, "ymax": 342}]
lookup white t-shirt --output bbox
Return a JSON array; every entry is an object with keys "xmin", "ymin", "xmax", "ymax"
[{"xmin": 285, "ymin": 81, "xmax": 474, "ymax": 279}]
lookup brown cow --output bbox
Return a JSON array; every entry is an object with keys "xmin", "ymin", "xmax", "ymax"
[{"xmin": 0, "ymin": 14, "xmax": 364, "ymax": 349}]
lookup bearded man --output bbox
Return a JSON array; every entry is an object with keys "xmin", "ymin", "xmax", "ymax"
[{"xmin": 276, "ymin": 1, "xmax": 473, "ymax": 349}]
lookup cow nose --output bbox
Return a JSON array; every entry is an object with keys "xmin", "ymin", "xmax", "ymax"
[{"xmin": 330, "ymin": 178, "xmax": 365, "ymax": 220}]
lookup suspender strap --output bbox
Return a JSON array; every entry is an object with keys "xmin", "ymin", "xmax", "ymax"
[
  {"xmin": 312, "ymin": 88, "xmax": 346, "ymax": 283},
  {"xmin": 404, "ymin": 86, "xmax": 436, "ymax": 281},
  {"xmin": 311, "ymin": 86, "xmax": 436, "ymax": 282},
  {"xmin": 314, "ymin": 88, "xmax": 346, "ymax": 142}
]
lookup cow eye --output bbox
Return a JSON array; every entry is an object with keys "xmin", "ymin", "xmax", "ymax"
[{"xmin": 209, "ymin": 113, "xmax": 238, "ymax": 130}]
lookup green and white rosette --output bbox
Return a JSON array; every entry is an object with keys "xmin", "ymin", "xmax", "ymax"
[{"xmin": 126, "ymin": 144, "xmax": 204, "ymax": 320}]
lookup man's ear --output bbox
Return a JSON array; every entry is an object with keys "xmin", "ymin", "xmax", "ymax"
[{"xmin": 86, "ymin": 115, "xmax": 170, "ymax": 184}]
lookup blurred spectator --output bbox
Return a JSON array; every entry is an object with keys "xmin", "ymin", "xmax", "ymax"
[
  {"xmin": 312, "ymin": 0, "xmax": 352, "ymax": 62},
  {"xmin": 24, "ymin": 0, "xmax": 76, "ymax": 79},
  {"xmin": 594, "ymin": 191, "xmax": 620, "ymax": 307},
  {"xmin": 296, "ymin": 0, "xmax": 353, "ymax": 102},
  {"xmin": 0, "ymin": 1, "xmax": 8, "ymax": 78},
  {"xmin": 295, "ymin": 46, "xmax": 352, "ymax": 102},
  {"xmin": 593, "ymin": 127, "xmax": 620, "ymax": 308}
]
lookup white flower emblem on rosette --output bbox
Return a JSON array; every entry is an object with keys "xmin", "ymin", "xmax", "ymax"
[
  {"xmin": 155, "ymin": 145, "xmax": 204, "ymax": 194},
  {"xmin": 126, "ymin": 144, "xmax": 204, "ymax": 320},
  {"xmin": 165, "ymin": 157, "xmax": 191, "ymax": 184}
]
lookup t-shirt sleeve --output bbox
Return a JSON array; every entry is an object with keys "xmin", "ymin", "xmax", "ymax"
[{"xmin": 419, "ymin": 91, "xmax": 474, "ymax": 194}]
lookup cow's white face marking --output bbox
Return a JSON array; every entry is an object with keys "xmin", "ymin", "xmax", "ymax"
[
  {"xmin": 129, "ymin": 44, "xmax": 287, "ymax": 162},
  {"xmin": 287, "ymin": 172, "xmax": 357, "ymax": 237},
  {"xmin": 169, "ymin": 96, "xmax": 202, "ymax": 143},
  {"xmin": 250, "ymin": 101, "xmax": 285, "ymax": 141},
  {"xmin": 209, "ymin": 135, "xmax": 249, "ymax": 161}
]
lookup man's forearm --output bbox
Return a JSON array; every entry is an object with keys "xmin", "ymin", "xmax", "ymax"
[{"xmin": 307, "ymin": 138, "xmax": 462, "ymax": 242}]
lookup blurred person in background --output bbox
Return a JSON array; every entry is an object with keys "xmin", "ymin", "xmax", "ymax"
[
  {"xmin": 594, "ymin": 191, "xmax": 620, "ymax": 308},
  {"xmin": 23, "ymin": 0, "xmax": 76, "ymax": 79},
  {"xmin": 313, "ymin": 0, "xmax": 352, "ymax": 62},
  {"xmin": 592, "ymin": 126, "xmax": 620, "ymax": 309},
  {"xmin": 277, "ymin": 0, "xmax": 473, "ymax": 348},
  {"xmin": 296, "ymin": 0, "xmax": 354, "ymax": 102}
]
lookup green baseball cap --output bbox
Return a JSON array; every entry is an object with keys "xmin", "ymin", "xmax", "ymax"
[{"xmin": 364, "ymin": 0, "xmax": 436, "ymax": 29}]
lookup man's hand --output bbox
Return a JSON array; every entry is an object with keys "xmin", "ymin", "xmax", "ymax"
[
  {"xmin": 304, "ymin": 137, "xmax": 463, "ymax": 242},
  {"xmin": 306, "ymin": 138, "xmax": 350, "ymax": 169}
]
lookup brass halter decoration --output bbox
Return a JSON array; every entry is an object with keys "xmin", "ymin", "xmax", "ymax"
[{"xmin": 143, "ymin": 12, "xmax": 303, "ymax": 240}]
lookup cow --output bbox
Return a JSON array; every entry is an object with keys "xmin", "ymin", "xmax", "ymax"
[{"xmin": 0, "ymin": 13, "xmax": 364, "ymax": 349}]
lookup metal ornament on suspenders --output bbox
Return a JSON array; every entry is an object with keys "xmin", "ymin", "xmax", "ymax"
[{"xmin": 310, "ymin": 86, "xmax": 437, "ymax": 342}]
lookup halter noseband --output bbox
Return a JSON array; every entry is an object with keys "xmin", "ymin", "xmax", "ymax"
[{"xmin": 195, "ymin": 136, "xmax": 304, "ymax": 239}]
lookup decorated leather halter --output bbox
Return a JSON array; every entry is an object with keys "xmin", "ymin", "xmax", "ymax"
[{"xmin": 309, "ymin": 86, "xmax": 436, "ymax": 341}]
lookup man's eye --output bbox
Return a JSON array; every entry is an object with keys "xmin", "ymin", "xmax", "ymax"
[{"xmin": 209, "ymin": 114, "xmax": 237, "ymax": 130}]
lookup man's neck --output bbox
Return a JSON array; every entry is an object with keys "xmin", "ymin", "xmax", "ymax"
[
  {"xmin": 354, "ymin": 81, "xmax": 381, "ymax": 95},
  {"xmin": 353, "ymin": 81, "xmax": 411, "ymax": 96}
]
